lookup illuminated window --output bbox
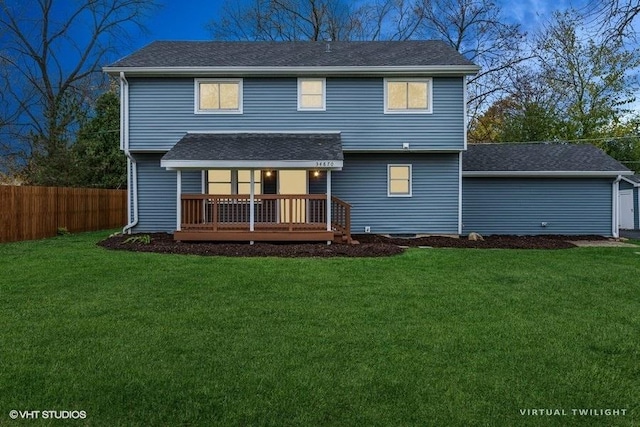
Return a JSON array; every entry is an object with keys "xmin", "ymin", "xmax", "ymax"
[
  {"xmin": 384, "ymin": 78, "xmax": 432, "ymax": 113},
  {"xmin": 298, "ymin": 78, "xmax": 326, "ymax": 111},
  {"xmin": 207, "ymin": 170, "xmax": 232, "ymax": 194},
  {"xmin": 237, "ymin": 170, "xmax": 262, "ymax": 195},
  {"xmin": 195, "ymin": 79, "xmax": 242, "ymax": 113},
  {"xmin": 207, "ymin": 170, "xmax": 261, "ymax": 194},
  {"xmin": 388, "ymin": 165, "xmax": 412, "ymax": 197}
]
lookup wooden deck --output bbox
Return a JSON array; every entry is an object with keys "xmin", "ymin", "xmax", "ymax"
[{"xmin": 176, "ymin": 194, "xmax": 351, "ymax": 243}]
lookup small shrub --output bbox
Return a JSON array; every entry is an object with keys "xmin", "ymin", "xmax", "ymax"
[
  {"xmin": 123, "ymin": 234, "xmax": 151, "ymax": 245},
  {"xmin": 57, "ymin": 227, "xmax": 70, "ymax": 236}
]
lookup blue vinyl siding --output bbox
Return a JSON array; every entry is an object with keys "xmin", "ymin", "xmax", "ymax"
[
  {"xmin": 128, "ymin": 77, "xmax": 464, "ymax": 152},
  {"xmin": 131, "ymin": 153, "xmax": 458, "ymax": 234},
  {"xmin": 462, "ymin": 178, "xmax": 613, "ymax": 236},
  {"xmin": 333, "ymin": 153, "xmax": 459, "ymax": 234},
  {"xmin": 132, "ymin": 154, "xmax": 201, "ymax": 233}
]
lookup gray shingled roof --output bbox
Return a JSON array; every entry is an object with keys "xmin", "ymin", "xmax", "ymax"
[
  {"xmin": 107, "ymin": 40, "xmax": 476, "ymax": 69},
  {"xmin": 626, "ymin": 175, "xmax": 640, "ymax": 183},
  {"xmin": 463, "ymin": 143, "xmax": 631, "ymax": 174},
  {"xmin": 162, "ymin": 133, "xmax": 343, "ymax": 162}
]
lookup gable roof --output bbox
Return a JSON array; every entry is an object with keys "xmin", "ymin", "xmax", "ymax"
[
  {"xmin": 621, "ymin": 175, "xmax": 640, "ymax": 186},
  {"xmin": 161, "ymin": 132, "xmax": 343, "ymax": 170},
  {"xmin": 463, "ymin": 143, "xmax": 632, "ymax": 177},
  {"xmin": 104, "ymin": 40, "xmax": 479, "ymax": 76}
]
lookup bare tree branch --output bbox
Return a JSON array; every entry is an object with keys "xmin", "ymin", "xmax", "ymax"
[{"xmin": 0, "ymin": 0, "xmax": 157, "ymax": 184}]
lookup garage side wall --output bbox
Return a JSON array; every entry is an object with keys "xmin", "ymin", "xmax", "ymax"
[{"xmin": 462, "ymin": 178, "xmax": 613, "ymax": 236}]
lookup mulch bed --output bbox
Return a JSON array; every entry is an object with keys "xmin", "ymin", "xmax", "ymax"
[
  {"xmin": 97, "ymin": 233, "xmax": 403, "ymax": 258},
  {"xmin": 97, "ymin": 232, "xmax": 609, "ymax": 258},
  {"xmin": 353, "ymin": 234, "xmax": 607, "ymax": 250}
]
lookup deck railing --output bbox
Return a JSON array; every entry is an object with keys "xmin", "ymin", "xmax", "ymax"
[
  {"xmin": 331, "ymin": 196, "xmax": 352, "ymax": 242},
  {"xmin": 181, "ymin": 194, "xmax": 350, "ymax": 237}
]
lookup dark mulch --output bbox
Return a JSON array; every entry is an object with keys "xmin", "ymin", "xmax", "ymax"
[
  {"xmin": 353, "ymin": 234, "xmax": 608, "ymax": 250},
  {"xmin": 97, "ymin": 232, "xmax": 610, "ymax": 257},
  {"xmin": 97, "ymin": 233, "xmax": 404, "ymax": 258}
]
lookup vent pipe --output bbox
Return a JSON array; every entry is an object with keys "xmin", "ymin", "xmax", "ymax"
[{"xmin": 325, "ymin": 39, "xmax": 332, "ymax": 53}]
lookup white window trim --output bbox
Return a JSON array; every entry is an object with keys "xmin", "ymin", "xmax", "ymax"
[
  {"xmin": 297, "ymin": 77, "xmax": 326, "ymax": 111},
  {"xmin": 383, "ymin": 77, "xmax": 433, "ymax": 114},
  {"xmin": 387, "ymin": 164, "xmax": 412, "ymax": 197},
  {"xmin": 194, "ymin": 78, "xmax": 243, "ymax": 114}
]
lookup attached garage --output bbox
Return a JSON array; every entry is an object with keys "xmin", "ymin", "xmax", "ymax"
[
  {"xmin": 462, "ymin": 143, "xmax": 633, "ymax": 237},
  {"xmin": 619, "ymin": 176, "xmax": 640, "ymax": 230}
]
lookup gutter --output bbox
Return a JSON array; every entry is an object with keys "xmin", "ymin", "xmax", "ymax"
[
  {"xmin": 103, "ymin": 64, "xmax": 481, "ymax": 77},
  {"xmin": 462, "ymin": 170, "xmax": 634, "ymax": 178},
  {"xmin": 120, "ymin": 72, "xmax": 139, "ymax": 234},
  {"xmin": 612, "ymin": 175, "xmax": 622, "ymax": 238}
]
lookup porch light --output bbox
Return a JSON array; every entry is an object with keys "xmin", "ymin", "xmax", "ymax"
[
  {"xmin": 313, "ymin": 170, "xmax": 320, "ymax": 178},
  {"xmin": 265, "ymin": 170, "xmax": 272, "ymax": 177}
]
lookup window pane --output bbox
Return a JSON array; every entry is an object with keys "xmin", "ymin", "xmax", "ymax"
[
  {"xmin": 390, "ymin": 180, "xmax": 409, "ymax": 194},
  {"xmin": 236, "ymin": 183, "xmax": 262, "ymax": 195},
  {"xmin": 237, "ymin": 183, "xmax": 250, "ymax": 194},
  {"xmin": 209, "ymin": 183, "xmax": 231, "ymax": 194},
  {"xmin": 389, "ymin": 166, "xmax": 409, "ymax": 180},
  {"xmin": 301, "ymin": 80, "xmax": 323, "ymax": 95},
  {"xmin": 200, "ymin": 83, "xmax": 219, "ymax": 110},
  {"xmin": 219, "ymin": 83, "xmax": 239, "ymax": 109},
  {"xmin": 301, "ymin": 94, "xmax": 323, "ymax": 108},
  {"xmin": 408, "ymin": 82, "xmax": 427, "ymax": 109},
  {"xmin": 208, "ymin": 170, "xmax": 231, "ymax": 182},
  {"xmin": 237, "ymin": 170, "xmax": 262, "ymax": 183},
  {"xmin": 387, "ymin": 82, "xmax": 407, "ymax": 109}
]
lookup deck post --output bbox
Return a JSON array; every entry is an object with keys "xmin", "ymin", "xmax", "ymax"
[
  {"xmin": 250, "ymin": 170, "xmax": 255, "ymax": 232},
  {"xmin": 326, "ymin": 170, "xmax": 332, "ymax": 245},
  {"xmin": 326, "ymin": 170, "xmax": 332, "ymax": 231},
  {"xmin": 176, "ymin": 170, "xmax": 182, "ymax": 231}
]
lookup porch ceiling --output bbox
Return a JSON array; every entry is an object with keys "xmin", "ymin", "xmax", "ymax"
[{"xmin": 161, "ymin": 132, "xmax": 343, "ymax": 170}]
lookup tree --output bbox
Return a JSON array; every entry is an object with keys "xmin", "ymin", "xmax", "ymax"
[
  {"xmin": 415, "ymin": 0, "xmax": 529, "ymax": 124},
  {"xmin": 596, "ymin": 117, "xmax": 640, "ymax": 172},
  {"xmin": 535, "ymin": 10, "xmax": 640, "ymax": 140},
  {"xmin": 207, "ymin": 0, "xmax": 359, "ymax": 41},
  {"xmin": 468, "ymin": 95, "xmax": 562, "ymax": 143},
  {"xmin": 0, "ymin": 0, "xmax": 156, "ymax": 186},
  {"xmin": 72, "ymin": 90, "xmax": 126, "ymax": 188},
  {"xmin": 589, "ymin": 0, "xmax": 640, "ymax": 40}
]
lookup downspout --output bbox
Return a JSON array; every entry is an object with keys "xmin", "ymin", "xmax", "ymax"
[
  {"xmin": 612, "ymin": 175, "xmax": 622, "ymax": 238},
  {"xmin": 120, "ymin": 71, "xmax": 139, "ymax": 234}
]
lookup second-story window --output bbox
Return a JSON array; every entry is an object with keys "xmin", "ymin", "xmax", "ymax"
[
  {"xmin": 195, "ymin": 78, "xmax": 242, "ymax": 114},
  {"xmin": 298, "ymin": 78, "xmax": 326, "ymax": 111},
  {"xmin": 384, "ymin": 78, "xmax": 432, "ymax": 114}
]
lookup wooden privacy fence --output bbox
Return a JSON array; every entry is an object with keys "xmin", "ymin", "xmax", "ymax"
[{"xmin": 0, "ymin": 185, "xmax": 127, "ymax": 243}]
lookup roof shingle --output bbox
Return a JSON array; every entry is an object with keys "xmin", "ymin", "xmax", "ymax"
[
  {"xmin": 463, "ymin": 143, "xmax": 631, "ymax": 173},
  {"xmin": 162, "ymin": 133, "xmax": 343, "ymax": 162},
  {"xmin": 107, "ymin": 40, "xmax": 476, "ymax": 69}
]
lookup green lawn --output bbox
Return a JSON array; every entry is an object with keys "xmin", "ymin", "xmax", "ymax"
[{"xmin": 0, "ymin": 232, "xmax": 638, "ymax": 426}]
